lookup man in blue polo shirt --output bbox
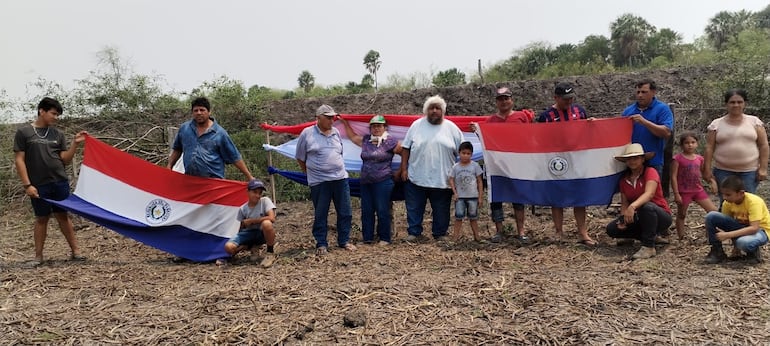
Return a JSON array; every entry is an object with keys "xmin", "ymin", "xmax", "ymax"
[
  {"xmin": 167, "ymin": 97, "xmax": 254, "ymax": 180},
  {"xmin": 167, "ymin": 97, "xmax": 254, "ymax": 263},
  {"xmin": 621, "ymin": 79, "xmax": 673, "ymax": 176}
]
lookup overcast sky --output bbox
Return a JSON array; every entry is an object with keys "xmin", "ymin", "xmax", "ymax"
[{"xmin": 2, "ymin": 0, "xmax": 768, "ymax": 101}]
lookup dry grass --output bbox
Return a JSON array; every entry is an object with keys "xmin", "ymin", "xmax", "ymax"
[{"xmin": 2, "ymin": 195, "xmax": 769, "ymax": 345}]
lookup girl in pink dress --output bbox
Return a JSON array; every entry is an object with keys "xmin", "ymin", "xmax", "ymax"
[{"xmin": 671, "ymin": 131, "xmax": 718, "ymax": 240}]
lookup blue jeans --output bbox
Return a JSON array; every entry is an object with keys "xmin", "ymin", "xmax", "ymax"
[
  {"xmin": 455, "ymin": 198, "xmax": 479, "ymax": 220},
  {"xmin": 405, "ymin": 181, "xmax": 452, "ymax": 238},
  {"xmin": 360, "ymin": 179, "xmax": 394, "ymax": 243},
  {"xmin": 310, "ymin": 179, "xmax": 352, "ymax": 248},
  {"xmin": 713, "ymin": 168, "xmax": 758, "ymax": 209},
  {"xmin": 705, "ymin": 211, "xmax": 769, "ymax": 251},
  {"xmin": 606, "ymin": 202, "xmax": 672, "ymax": 247},
  {"xmin": 229, "ymin": 228, "xmax": 266, "ymax": 247},
  {"xmin": 490, "ymin": 202, "xmax": 525, "ymax": 222}
]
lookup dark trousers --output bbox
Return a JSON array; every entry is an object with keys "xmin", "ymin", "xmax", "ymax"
[{"xmin": 606, "ymin": 202, "xmax": 672, "ymax": 247}]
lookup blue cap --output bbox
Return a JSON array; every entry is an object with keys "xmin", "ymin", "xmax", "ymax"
[{"xmin": 247, "ymin": 179, "xmax": 266, "ymax": 191}]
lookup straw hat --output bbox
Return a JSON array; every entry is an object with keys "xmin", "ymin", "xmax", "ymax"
[{"xmin": 614, "ymin": 143, "xmax": 655, "ymax": 162}]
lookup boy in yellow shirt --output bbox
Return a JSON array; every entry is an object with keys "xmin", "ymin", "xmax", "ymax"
[{"xmin": 704, "ymin": 175, "xmax": 769, "ymax": 264}]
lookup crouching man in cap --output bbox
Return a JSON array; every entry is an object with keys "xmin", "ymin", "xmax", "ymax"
[{"xmin": 221, "ymin": 179, "xmax": 277, "ymax": 267}]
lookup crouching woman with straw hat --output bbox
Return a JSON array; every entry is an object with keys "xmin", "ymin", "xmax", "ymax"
[{"xmin": 606, "ymin": 143, "xmax": 673, "ymax": 259}]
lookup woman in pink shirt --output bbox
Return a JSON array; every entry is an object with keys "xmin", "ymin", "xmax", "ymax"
[{"xmin": 704, "ymin": 89, "xmax": 769, "ymax": 204}]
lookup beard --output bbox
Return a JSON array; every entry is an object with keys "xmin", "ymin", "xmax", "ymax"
[{"xmin": 427, "ymin": 114, "xmax": 443, "ymax": 125}]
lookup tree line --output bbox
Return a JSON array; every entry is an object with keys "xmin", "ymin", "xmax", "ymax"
[{"xmin": 2, "ymin": 6, "xmax": 769, "ymax": 122}]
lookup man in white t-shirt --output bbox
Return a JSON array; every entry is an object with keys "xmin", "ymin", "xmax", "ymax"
[{"xmin": 398, "ymin": 95, "xmax": 463, "ymax": 242}]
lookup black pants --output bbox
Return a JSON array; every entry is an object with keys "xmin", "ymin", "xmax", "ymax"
[{"xmin": 606, "ymin": 202, "xmax": 672, "ymax": 247}]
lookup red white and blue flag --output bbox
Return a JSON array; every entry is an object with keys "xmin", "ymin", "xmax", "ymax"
[
  {"xmin": 261, "ymin": 114, "xmax": 486, "ymax": 171},
  {"xmin": 48, "ymin": 135, "xmax": 247, "ymax": 262},
  {"xmin": 477, "ymin": 117, "xmax": 632, "ymax": 207}
]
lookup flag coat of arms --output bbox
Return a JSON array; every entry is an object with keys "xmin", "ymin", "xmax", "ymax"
[
  {"xmin": 48, "ymin": 135, "xmax": 247, "ymax": 262},
  {"xmin": 477, "ymin": 117, "xmax": 632, "ymax": 207}
]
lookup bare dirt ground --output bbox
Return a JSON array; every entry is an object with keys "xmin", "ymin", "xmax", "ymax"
[{"xmin": 2, "ymin": 191, "xmax": 770, "ymax": 345}]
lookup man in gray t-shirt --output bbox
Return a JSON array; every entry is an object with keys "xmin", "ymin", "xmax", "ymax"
[
  {"xmin": 13, "ymin": 97, "xmax": 88, "ymax": 266},
  {"xmin": 295, "ymin": 104, "xmax": 355, "ymax": 255}
]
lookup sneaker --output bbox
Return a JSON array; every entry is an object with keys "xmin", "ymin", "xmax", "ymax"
[
  {"xmin": 654, "ymin": 236, "xmax": 670, "ymax": 245},
  {"xmin": 260, "ymin": 253, "xmax": 276, "ymax": 268},
  {"xmin": 513, "ymin": 235, "xmax": 531, "ymax": 245},
  {"xmin": 405, "ymin": 235, "xmax": 419, "ymax": 243},
  {"xmin": 70, "ymin": 254, "xmax": 87, "ymax": 261},
  {"xmin": 215, "ymin": 258, "xmax": 228, "ymax": 267},
  {"xmin": 316, "ymin": 247, "xmax": 328, "ymax": 256},
  {"xmin": 377, "ymin": 240, "xmax": 390, "ymax": 246},
  {"xmin": 343, "ymin": 243, "xmax": 357, "ymax": 251},
  {"xmin": 489, "ymin": 233, "xmax": 503, "ymax": 243},
  {"xmin": 616, "ymin": 239, "xmax": 635, "ymax": 247},
  {"xmin": 632, "ymin": 246, "xmax": 656, "ymax": 259},
  {"xmin": 748, "ymin": 247, "xmax": 764, "ymax": 264},
  {"xmin": 705, "ymin": 246, "xmax": 727, "ymax": 264}
]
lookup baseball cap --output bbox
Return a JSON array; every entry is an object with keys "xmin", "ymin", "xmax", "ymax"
[
  {"xmin": 369, "ymin": 115, "xmax": 386, "ymax": 124},
  {"xmin": 247, "ymin": 179, "xmax": 266, "ymax": 191},
  {"xmin": 316, "ymin": 104, "xmax": 338, "ymax": 116},
  {"xmin": 495, "ymin": 87, "xmax": 512, "ymax": 98},
  {"xmin": 554, "ymin": 83, "xmax": 576, "ymax": 98}
]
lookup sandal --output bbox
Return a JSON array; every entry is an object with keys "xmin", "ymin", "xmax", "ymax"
[
  {"xmin": 70, "ymin": 254, "xmax": 87, "ymax": 261},
  {"xmin": 171, "ymin": 256, "xmax": 190, "ymax": 263},
  {"xmin": 577, "ymin": 238, "xmax": 597, "ymax": 247}
]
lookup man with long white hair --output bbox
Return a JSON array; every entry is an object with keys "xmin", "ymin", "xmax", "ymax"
[{"xmin": 398, "ymin": 95, "xmax": 463, "ymax": 242}]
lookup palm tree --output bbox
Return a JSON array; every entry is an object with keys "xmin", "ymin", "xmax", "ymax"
[
  {"xmin": 705, "ymin": 10, "xmax": 756, "ymax": 51},
  {"xmin": 610, "ymin": 13, "xmax": 655, "ymax": 67},
  {"xmin": 363, "ymin": 50, "xmax": 381, "ymax": 93},
  {"xmin": 297, "ymin": 70, "xmax": 315, "ymax": 93}
]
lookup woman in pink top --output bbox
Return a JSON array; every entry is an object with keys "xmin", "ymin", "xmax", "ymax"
[{"xmin": 704, "ymin": 89, "xmax": 769, "ymax": 204}]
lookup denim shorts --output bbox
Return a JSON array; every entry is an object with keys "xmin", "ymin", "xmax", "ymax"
[
  {"xmin": 30, "ymin": 180, "xmax": 71, "ymax": 217},
  {"xmin": 228, "ymin": 228, "xmax": 266, "ymax": 247},
  {"xmin": 455, "ymin": 198, "xmax": 479, "ymax": 220}
]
